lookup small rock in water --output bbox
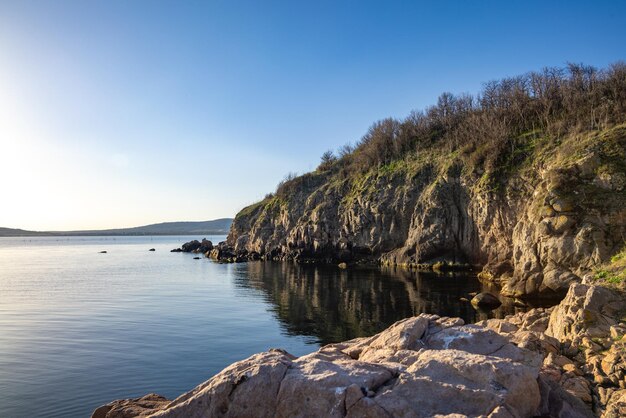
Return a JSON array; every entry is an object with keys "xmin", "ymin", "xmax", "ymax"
[
  {"xmin": 99, "ymin": 251, "xmax": 107, "ymax": 254},
  {"xmin": 149, "ymin": 248, "xmax": 156, "ymax": 251},
  {"xmin": 182, "ymin": 240, "xmax": 202, "ymax": 252},
  {"xmin": 471, "ymin": 292, "xmax": 502, "ymax": 309},
  {"xmin": 193, "ymin": 256, "xmax": 201, "ymax": 260}
]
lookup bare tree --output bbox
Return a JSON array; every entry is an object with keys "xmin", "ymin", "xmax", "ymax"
[{"xmin": 318, "ymin": 150, "xmax": 337, "ymax": 171}]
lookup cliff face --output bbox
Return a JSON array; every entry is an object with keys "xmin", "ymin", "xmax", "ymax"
[{"xmin": 228, "ymin": 126, "xmax": 626, "ymax": 298}]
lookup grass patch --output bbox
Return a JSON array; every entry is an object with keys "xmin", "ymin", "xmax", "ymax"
[{"xmin": 594, "ymin": 244, "xmax": 626, "ymax": 288}]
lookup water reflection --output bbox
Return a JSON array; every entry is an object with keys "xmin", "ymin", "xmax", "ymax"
[{"xmin": 234, "ymin": 262, "xmax": 527, "ymax": 345}]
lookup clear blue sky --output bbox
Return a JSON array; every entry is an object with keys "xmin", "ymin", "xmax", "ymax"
[{"xmin": 0, "ymin": 0, "xmax": 624, "ymax": 230}]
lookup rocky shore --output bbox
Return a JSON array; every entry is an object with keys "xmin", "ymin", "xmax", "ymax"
[
  {"xmin": 92, "ymin": 281, "xmax": 625, "ymax": 418},
  {"xmin": 171, "ymin": 238, "xmax": 256, "ymax": 263}
]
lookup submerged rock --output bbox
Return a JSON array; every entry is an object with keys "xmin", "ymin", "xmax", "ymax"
[
  {"xmin": 92, "ymin": 394, "xmax": 168, "ymax": 418},
  {"xmin": 471, "ymin": 292, "xmax": 502, "ymax": 309}
]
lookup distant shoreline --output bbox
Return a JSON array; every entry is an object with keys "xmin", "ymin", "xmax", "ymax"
[
  {"xmin": 0, "ymin": 232, "xmax": 229, "ymax": 237},
  {"xmin": 0, "ymin": 218, "xmax": 232, "ymax": 238}
]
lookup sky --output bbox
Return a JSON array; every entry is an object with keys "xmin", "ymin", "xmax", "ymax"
[{"xmin": 0, "ymin": 0, "xmax": 624, "ymax": 230}]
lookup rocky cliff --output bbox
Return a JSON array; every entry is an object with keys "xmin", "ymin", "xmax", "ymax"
[
  {"xmin": 228, "ymin": 125, "xmax": 626, "ymax": 298},
  {"xmin": 92, "ymin": 282, "xmax": 626, "ymax": 418}
]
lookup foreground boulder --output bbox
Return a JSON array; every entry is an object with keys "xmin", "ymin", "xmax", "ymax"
[{"xmin": 93, "ymin": 314, "xmax": 552, "ymax": 417}]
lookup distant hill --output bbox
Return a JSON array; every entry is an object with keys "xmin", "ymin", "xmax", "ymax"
[
  {"xmin": 0, "ymin": 227, "xmax": 52, "ymax": 237},
  {"xmin": 0, "ymin": 219, "xmax": 233, "ymax": 237}
]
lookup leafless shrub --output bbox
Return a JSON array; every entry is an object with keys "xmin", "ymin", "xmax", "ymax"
[
  {"xmin": 317, "ymin": 150, "xmax": 337, "ymax": 171},
  {"xmin": 334, "ymin": 62, "xmax": 626, "ymax": 174}
]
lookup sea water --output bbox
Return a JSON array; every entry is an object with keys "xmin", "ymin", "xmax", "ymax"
[{"xmin": 0, "ymin": 236, "xmax": 512, "ymax": 417}]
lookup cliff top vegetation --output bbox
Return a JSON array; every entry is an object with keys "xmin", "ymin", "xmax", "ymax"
[{"xmin": 266, "ymin": 62, "xmax": 626, "ymax": 201}]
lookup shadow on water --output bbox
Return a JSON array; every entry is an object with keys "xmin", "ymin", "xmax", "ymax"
[{"xmin": 233, "ymin": 261, "xmax": 539, "ymax": 346}]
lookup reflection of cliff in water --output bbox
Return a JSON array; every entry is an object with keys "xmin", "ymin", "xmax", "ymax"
[{"xmin": 233, "ymin": 262, "xmax": 525, "ymax": 345}]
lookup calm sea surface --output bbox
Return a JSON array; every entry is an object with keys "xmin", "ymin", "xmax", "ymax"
[{"xmin": 0, "ymin": 236, "xmax": 520, "ymax": 417}]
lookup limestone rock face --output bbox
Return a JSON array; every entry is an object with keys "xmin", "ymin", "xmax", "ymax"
[
  {"xmin": 92, "ymin": 315, "xmax": 545, "ymax": 418},
  {"xmin": 227, "ymin": 128, "xmax": 626, "ymax": 298},
  {"xmin": 482, "ymin": 284, "xmax": 626, "ymax": 417},
  {"xmin": 542, "ymin": 284, "xmax": 626, "ymax": 417},
  {"xmin": 546, "ymin": 283, "xmax": 626, "ymax": 344}
]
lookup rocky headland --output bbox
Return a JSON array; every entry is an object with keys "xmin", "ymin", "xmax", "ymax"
[
  {"xmin": 178, "ymin": 122, "xmax": 626, "ymax": 302},
  {"xmin": 222, "ymin": 123, "xmax": 626, "ymax": 300},
  {"xmin": 170, "ymin": 65, "xmax": 626, "ymax": 302},
  {"xmin": 218, "ymin": 64, "xmax": 626, "ymax": 300}
]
